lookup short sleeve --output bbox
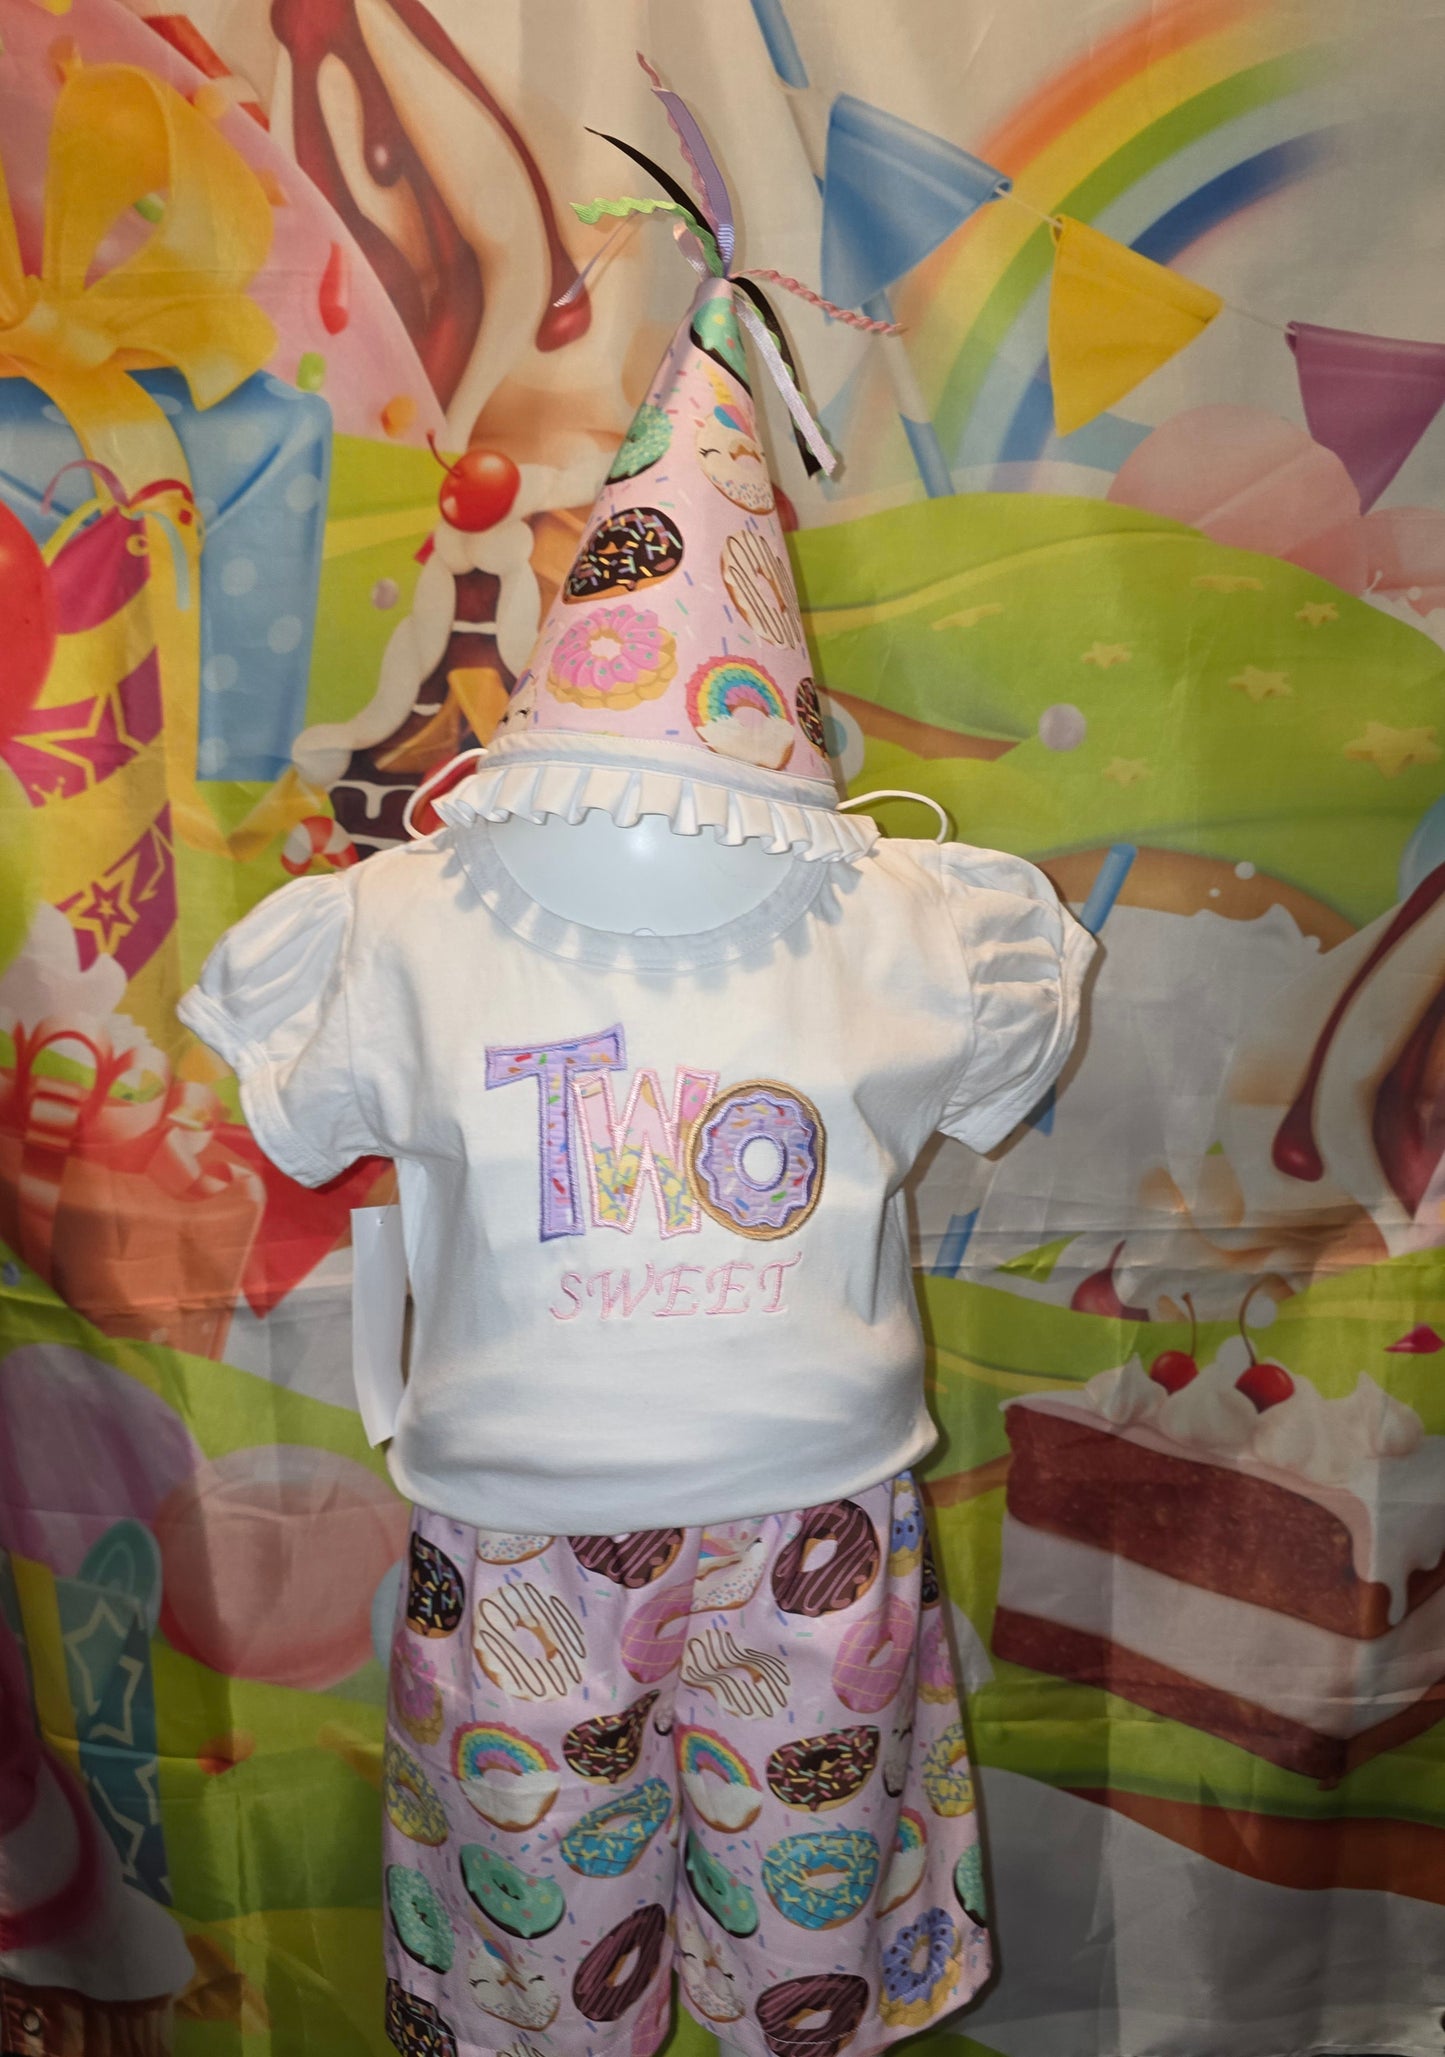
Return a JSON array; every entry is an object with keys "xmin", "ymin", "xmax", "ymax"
[
  {"xmin": 932, "ymin": 843, "xmax": 1097, "ymax": 1153},
  {"xmin": 177, "ymin": 871, "xmax": 378, "ymax": 1187}
]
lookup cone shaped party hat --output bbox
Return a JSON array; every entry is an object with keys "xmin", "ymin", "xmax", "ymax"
[{"xmin": 427, "ymin": 61, "xmax": 886, "ymax": 863}]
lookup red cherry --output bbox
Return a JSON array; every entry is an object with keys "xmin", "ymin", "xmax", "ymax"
[
  {"xmin": 1149, "ymin": 1291, "xmax": 1198, "ymax": 1391},
  {"xmin": 430, "ymin": 438, "xmax": 521, "ymax": 532},
  {"xmin": 1234, "ymin": 1280, "xmax": 1294, "ymax": 1411},
  {"xmin": 1149, "ymin": 1350, "xmax": 1197, "ymax": 1394},
  {"xmin": 1070, "ymin": 1240, "xmax": 1148, "ymax": 1321},
  {"xmin": 0, "ymin": 503, "xmax": 57, "ymax": 746},
  {"xmin": 1235, "ymin": 1361, "xmax": 1294, "ymax": 1412}
]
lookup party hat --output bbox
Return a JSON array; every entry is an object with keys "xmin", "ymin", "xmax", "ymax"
[{"xmin": 422, "ymin": 61, "xmax": 888, "ymax": 862}]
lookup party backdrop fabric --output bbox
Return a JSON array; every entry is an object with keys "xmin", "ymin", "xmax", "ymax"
[{"xmin": 0, "ymin": 2, "xmax": 1442, "ymax": 2054}]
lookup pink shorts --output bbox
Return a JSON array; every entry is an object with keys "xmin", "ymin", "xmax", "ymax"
[{"xmin": 382, "ymin": 1475, "xmax": 990, "ymax": 2057}]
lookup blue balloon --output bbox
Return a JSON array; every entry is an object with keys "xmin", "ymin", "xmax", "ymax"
[
  {"xmin": 821, "ymin": 96, "xmax": 1010, "ymax": 309},
  {"xmin": 1400, "ymin": 796, "xmax": 1445, "ymax": 897}
]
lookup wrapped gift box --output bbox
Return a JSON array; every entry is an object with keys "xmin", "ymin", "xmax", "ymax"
[{"xmin": 0, "ymin": 367, "xmax": 331, "ymax": 784}]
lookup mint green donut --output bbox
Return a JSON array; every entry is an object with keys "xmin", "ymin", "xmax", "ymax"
[
  {"xmin": 684, "ymin": 1830, "xmax": 759, "ymax": 1938},
  {"xmin": 460, "ymin": 1844, "xmax": 565, "ymax": 1939},
  {"xmin": 386, "ymin": 1863, "xmax": 454, "ymax": 1972}
]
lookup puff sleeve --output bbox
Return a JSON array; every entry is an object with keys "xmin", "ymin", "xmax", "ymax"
[
  {"xmin": 932, "ymin": 843, "xmax": 1097, "ymax": 1153},
  {"xmin": 177, "ymin": 871, "xmax": 379, "ymax": 1187}
]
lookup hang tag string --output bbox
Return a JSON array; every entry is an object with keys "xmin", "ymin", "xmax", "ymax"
[{"xmin": 839, "ymin": 789, "xmax": 952, "ymax": 843}]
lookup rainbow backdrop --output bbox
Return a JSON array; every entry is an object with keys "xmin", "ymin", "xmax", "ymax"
[{"xmin": 897, "ymin": 0, "xmax": 1330, "ymax": 474}]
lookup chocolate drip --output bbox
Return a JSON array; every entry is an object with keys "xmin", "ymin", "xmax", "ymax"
[
  {"xmin": 1273, "ymin": 862, "xmax": 1445, "ymax": 1186},
  {"xmin": 328, "ymin": 565, "xmax": 510, "ymax": 856},
  {"xmin": 273, "ymin": 0, "xmax": 586, "ymax": 411},
  {"xmin": 1372, "ymin": 978, "xmax": 1445, "ymax": 1215}
]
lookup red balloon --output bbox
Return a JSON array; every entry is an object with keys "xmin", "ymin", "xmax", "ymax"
[
  {"xmin": 439, "ymin": 447, "xmax": 522, "ymax": 533},
  {"xmin": 0, "ymin": 504, "xmax": 56, "ymax": 746}
]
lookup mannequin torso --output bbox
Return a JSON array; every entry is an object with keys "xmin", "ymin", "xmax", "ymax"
[{"xmin": 485, "ymin": 811, "xmax": 798, "ymax": 935}]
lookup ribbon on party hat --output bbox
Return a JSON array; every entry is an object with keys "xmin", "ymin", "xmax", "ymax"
[
  {"xmin": 572, "ymin": 53, "xmax": 902, "ymax": 479},
  {"xmin": 0, "ymin": 63, "xmax": 277, "ymax": 493}
]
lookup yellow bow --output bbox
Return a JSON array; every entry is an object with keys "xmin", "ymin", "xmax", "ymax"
[{"xmin": 0, "ymin": 63, "xmax": 277, "ymax": 492}]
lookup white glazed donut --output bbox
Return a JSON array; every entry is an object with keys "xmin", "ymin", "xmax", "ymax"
[
  {"xmin": 675, "ymin": 1905, "xmax": 744, "ymax": 2023},
  {"xmin": 467, "ymin": 1935, "xmax": 560, "ymax": 2030},
  {"xmin": 475, "ymin": 1531, "xmax": 553, "ymax": 1566},
  {"xmin": 680, "ymin": 1626, "xmax": 789, "ymax": 1720},
  {"xmin": 473, "ymin": 1583, "xmax": 585, "ymax": 1701}
]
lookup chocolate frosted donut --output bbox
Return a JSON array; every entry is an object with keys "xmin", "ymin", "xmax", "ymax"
[
  {"xmin": 570, "ymin": 1530, "xmax": 684, "ymax": 1588},
  {"xmin": 406, "ymin": 1533, "xmax": 464, "ymax": 1636},
  {"xmin": 772, "ymin": 1502, "xmax": 880, "ymax": 1618},
  {"xmin": 564, "ymin": 509, "xmax": 684, "ymax": 603},
  {"xmin": 756, "ymin": 1973, "xmax": 870, "ymax": 2057},
  {"xmin": 920, "ymin": 1532, "xmax": 941, "ymax": 1609},
  {"xmin": 766, "ymin": 1727, "xmax": 879, "ymax": 1812},
  {"xmin": 384, "ymin": 1980, "xmax": 459, "ymax": 2057},
  {"xmin": 794, "ymin": 676, "xmax": 827, "ymax": 753},
  {"xmin": 572, "ymin": 1904, "xmax": 668, "ymax": 2022},
  {"xmin": 562, "ymin": 1693, "xmax": 659, "ymax": 1783}
]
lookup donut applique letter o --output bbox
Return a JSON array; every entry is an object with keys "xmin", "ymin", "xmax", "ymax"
[{"xmin": 687, "ymin": 1081, "xmax": 825, "ymax": 1240}]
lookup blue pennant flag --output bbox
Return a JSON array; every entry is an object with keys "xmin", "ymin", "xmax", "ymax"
[{"xmin": 821, "ymin": 96, "xmax": 1010, "ymax": 310}]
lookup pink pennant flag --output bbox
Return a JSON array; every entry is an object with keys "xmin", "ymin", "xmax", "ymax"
[{"xmin": 1288, "ymin": 321, "xmax": 1445, "ymax": 511}]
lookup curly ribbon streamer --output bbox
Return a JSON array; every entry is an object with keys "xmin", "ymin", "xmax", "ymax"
[
  {"xmin": 635, "ymin": 51, "xmax": 736, "ymax": 271},
  {"xmin": 0, "ymin": 64, "xmax": 316, "ymax": 856},
  {"xmin": 574, "ymin": 58, "xmax": 909, "ymax": 479}
]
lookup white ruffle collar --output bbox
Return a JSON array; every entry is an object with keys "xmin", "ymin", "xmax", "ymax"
[{"xmin": 431, "ymin": 732, "xmax": 879, "ymax": 863}]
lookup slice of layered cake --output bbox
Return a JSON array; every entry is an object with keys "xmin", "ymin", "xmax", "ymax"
[{"xmin": 993, "ymin": 1340, "xmax": 1445, "ymax": 1783}]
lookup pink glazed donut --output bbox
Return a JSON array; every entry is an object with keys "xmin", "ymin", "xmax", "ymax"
[
  {"xmin": 621, "ymin": 1583, "xmax": 694, "ymax": 1684},
  {"xmin": 831, "ymin": 1596, "xmax": 915, "ymax": 1715}
]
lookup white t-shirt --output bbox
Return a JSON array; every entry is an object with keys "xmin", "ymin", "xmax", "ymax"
[{"xmin": 178, "ymin": 824, "xmax": 1094, "ymax": 1532}]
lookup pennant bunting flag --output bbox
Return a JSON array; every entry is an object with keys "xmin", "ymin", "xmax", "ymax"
[
  {"xmin": 1287, "ymin": 321, "xmax": 1445, "ymax": 511},
  {"xmin": 820, "ymin": 95, "xmax": 1010, "ymax": 310},
  {"xmin": 1047, "ymin": 216, "xmax": 1223, "ymax": 436}
]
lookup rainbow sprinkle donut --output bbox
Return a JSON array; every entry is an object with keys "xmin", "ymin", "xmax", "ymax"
[
  {"xmin": 921, "ymin": 1723, "xmax": 976, "ymax": 1818},
  {"xmin": 383, "ymin": 1740, "xmax": 449, "ymax": 1847},
  {"xmin": 690, "ymin": 1082, "xmax": 825, "ymax": 1241},
  {"xmin": 761, "ymin": 1829, "xmax": 880, "ymax": 1931},
  {"xmin": 686, "ymin": 657, "xmax": 795, "ymax": 770},
  {"xmin": 678, "ymin": 1727, "xmax": 762, "ymax": 1832},
  {"xmin": 453, "ymin": 1724, "xmax": 560, "ymax": 1831}
]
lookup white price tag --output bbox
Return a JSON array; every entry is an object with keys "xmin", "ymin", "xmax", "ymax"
[{"xmin": 350, "ymin": 1204, "xmax": 408, "ymax": 1447}]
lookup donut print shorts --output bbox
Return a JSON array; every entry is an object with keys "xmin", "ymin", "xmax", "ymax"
[{"xmin": 382, "ymin": 1473, "xmax": 991, "ymax": 2057}]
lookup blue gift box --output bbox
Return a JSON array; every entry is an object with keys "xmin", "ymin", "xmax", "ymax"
[{"xmin": 0, "ymin": 367, "xmax": 332, "ymax": 784}]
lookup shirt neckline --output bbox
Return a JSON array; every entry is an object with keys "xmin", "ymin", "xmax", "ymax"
[{"xmin": 450, "ymin": 818, "xmax": 831, "ymax": 972}]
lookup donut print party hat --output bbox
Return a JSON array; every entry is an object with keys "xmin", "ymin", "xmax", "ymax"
[{"xmin": 418, "ymin": 58, "xmax": 896, "ymax": 863}]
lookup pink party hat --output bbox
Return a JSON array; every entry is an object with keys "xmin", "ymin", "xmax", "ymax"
[{"xmin": 421, "ymin": 61, "xmax": 892, "ymax": 862}]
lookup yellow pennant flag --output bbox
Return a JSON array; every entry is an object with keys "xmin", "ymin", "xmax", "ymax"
[{"xmin": 1047, "ymin": 216, "xmax": 1223, "ymax": 436}]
